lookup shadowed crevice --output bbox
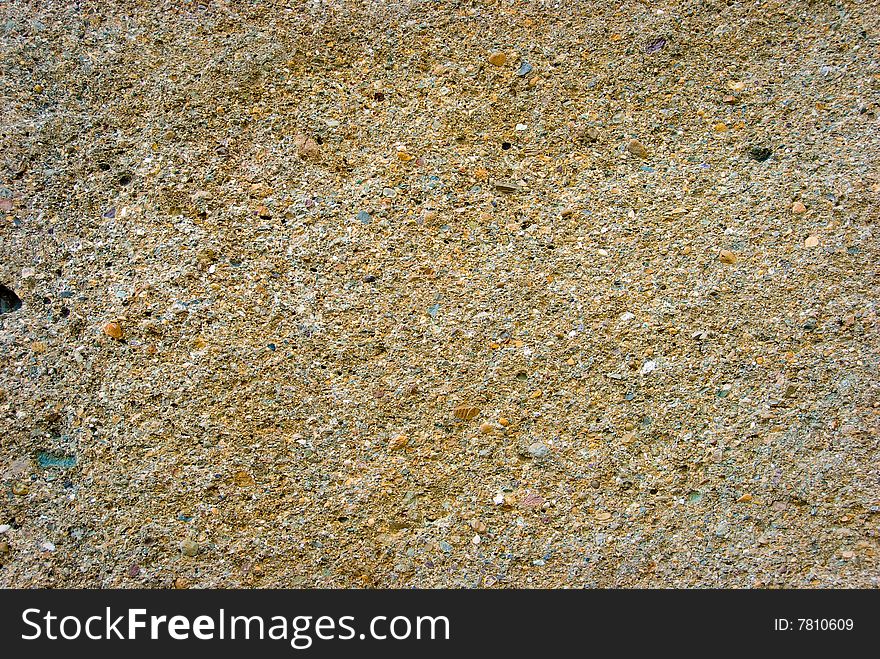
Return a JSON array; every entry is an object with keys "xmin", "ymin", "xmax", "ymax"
[{"xmin": 0, "ymin": 284, "xmax": 22, "ymax": 313}]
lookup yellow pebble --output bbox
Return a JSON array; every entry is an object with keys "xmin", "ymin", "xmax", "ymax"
[
  {"xmin": 488, "ymin": 52, "xmax": 507, "ymax": 66},
  {"xmin": 103, "ymin": 320, "xmax": 124, "ymax": 340},
  {"xmin": 388, "ymin": 434, "xmax": 409, "ymax": 450}
]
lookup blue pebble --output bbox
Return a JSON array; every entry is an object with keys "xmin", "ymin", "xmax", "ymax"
[{"xmin": 37, "ymin": 452, "xmax": 77, "ymax": 469}]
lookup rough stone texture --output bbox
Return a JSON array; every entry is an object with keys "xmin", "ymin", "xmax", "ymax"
[{"xmin": 1, "ymin": 1, "xmax": 878, "ymax": 588}]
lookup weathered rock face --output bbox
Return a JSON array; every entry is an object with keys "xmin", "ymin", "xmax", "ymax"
[{"xmin": 0, "ymin": 0, "xmax": 877, "ymax": 590}]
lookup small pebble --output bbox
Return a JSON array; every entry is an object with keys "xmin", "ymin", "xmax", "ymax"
[
  {"xmin": 388, "ymin": 434, "xmax": 409, "ymax": 450},
  {"xmin": 520, "ymin": 492, "xmax": 545, "ymax": 509},
  {"xmin": 719, "ymin": 250, "xmax": 737, "ymax": 264},
  {"xmin": 234, "ymin": 471, "xmax": 255, "ymax": 487},
  {"xmin": 294, "ymin": 134, "xmax": 320, "ymax": 159},
  {"xmin": 527, "ymin": 441, "xmax": 550, "ymax": 458},
  {"xmin": 494, "ymin": 180, "xmax": 520, "ymax": 193},
  {"xmin": 103, "ymin": 320, "xmax": 124, "ymax": 339},
  {"xmin": 516, "ymin": 61, "xmax": 533, "ymax": 76},
  {"xmin": 626, "ymin": 139, "xmax": 649, "ymax": 159},
  {"xmin": 645, "ymin": 36, "xmax": 666, "ymax": 53},
  {"xmin": 488, "ymin": 51, "xmax": 507, "ymax": 66},
  {"xmin": 453, "ymin": 404, "xmax": 480, "ymax": 420},
  {"xmin": 470, "ymin": 519, "xmax": 487, "ymax": 533},
  {"xmin": 576, "ymin": 125, "xmax": 600, "ymax": 143},
  {"xmin": 792, "ymin": 201, "xmax": 807, "ymax": 214},
  {"xmin": 180, "ymin": 539, "xmax": 199, "ymax": 557}
]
